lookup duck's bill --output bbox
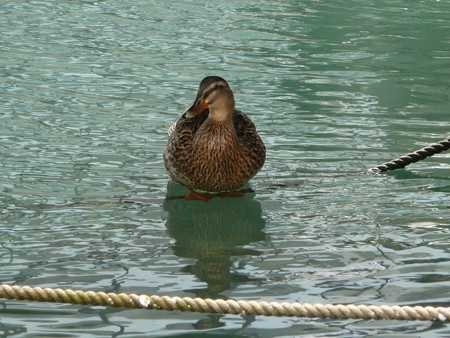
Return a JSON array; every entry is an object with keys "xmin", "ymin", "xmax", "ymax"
[{"xmin": 186, "ymin": 99, "xmax": 208, "ymax": 118}]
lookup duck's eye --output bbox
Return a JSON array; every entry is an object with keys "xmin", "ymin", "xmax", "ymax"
[{"xmin": 212, "ymin": 84, "xmax": 222, "ymax": 91}]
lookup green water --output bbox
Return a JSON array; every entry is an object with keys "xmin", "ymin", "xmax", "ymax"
[{"xmin": 1, "ymin": 0, "xmax": 450, "ymax": 336}]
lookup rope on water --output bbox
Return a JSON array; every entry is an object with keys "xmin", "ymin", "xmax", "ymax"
[
  {"xmin": 1, "ymin": 284, "xmax": 449, "ymax": 322},
  {"xmin": 368, "ymin": 136, "xmax": 450, "ymax": 173}
]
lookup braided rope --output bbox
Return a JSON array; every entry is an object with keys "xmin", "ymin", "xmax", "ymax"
[
  {"xmin": 369, "ymin": 137, "xmax": 450, "ymax": 173},
  {"xmin": 1, "ymin": 284, "xmax": 449, "ymax": 321}
]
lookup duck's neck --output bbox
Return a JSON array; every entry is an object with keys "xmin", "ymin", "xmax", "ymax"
[
  {"xmin": 208, "ymin": 93, "xmax": 235, "ymax": 122},
  {"xmin": 198, "ymin": 109, "xmax": 238, "ymax": 145}
]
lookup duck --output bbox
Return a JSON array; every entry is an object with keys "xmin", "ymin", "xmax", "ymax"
[{"xmin": 163, "ymin": 76, "xmax": 266, "ymax": 201}]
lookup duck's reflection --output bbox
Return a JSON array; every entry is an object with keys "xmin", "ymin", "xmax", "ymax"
[{"xmin": 163, "ymin": 180, "xmax": 266, "ymax": 299}]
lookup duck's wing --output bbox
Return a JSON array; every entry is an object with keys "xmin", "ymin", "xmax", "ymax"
[
  {"xmin": 233, "ymin": 110, "xmax": 259, "ymax": 138},
  {"xmin": 233, "ymin": 110, "xmax": 266, "ymax": 166},
  {"xmin": 168, "ymin": 109, "xmax": 210, "ymax": 138},
  {"xmin": 164, "ymin": 109, "xmax": 210, "ymax": 183},
  {"xmin": 167, "ymin": 121, "xmax": 177, "ymax": 136}
]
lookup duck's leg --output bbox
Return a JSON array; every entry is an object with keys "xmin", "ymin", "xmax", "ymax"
[
  {"xmin": 185, "ymin": 189, "xmax": 216, "ymax": 202},
  {"xmin": 217, "ymin": 190, "xmax": 244, "ymax": 198},
  {"xmin": 184, "ymin": 187, "xmax": 252, "ymax": 201}
]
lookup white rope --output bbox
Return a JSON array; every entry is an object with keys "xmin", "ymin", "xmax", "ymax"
[{"xmin": 0, "ymin": 284, "xmax": 449, "ymax": 321}]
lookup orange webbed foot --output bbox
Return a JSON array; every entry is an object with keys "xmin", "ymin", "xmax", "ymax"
[
  {"xmin": 184, "ymin": 189, "xmax": 248, "ymax": 201},
  {"xmin": 185, "ymin": 190, "xmax": 216, "ymax": 202}
]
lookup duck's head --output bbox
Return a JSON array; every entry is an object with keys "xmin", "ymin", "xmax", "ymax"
[{"xmin": 186, "ymin": 76, "xmax": 235, "ymax": 121}]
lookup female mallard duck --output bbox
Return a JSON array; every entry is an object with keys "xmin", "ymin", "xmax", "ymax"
[{"xmin": 163, "ymin": 76, "xmax": 265, "ymax": 200}]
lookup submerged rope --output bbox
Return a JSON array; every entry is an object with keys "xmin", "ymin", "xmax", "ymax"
[
  {"xmin": 0, "ymin": 284, "xmax": 449, "ymax": 322},
  {"xmin": 369, "ymin": 137, "xmax": 450, "ymax": 173}
]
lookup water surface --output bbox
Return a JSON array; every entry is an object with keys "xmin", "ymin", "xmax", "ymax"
[{"xmin": 1, "ymin": 0, "xmax": 450, "ymax": 337}]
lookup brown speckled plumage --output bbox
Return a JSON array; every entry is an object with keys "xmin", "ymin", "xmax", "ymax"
[{"xmin": 163, "ymin": 76, "xmax": 265, "ymax": 192}]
